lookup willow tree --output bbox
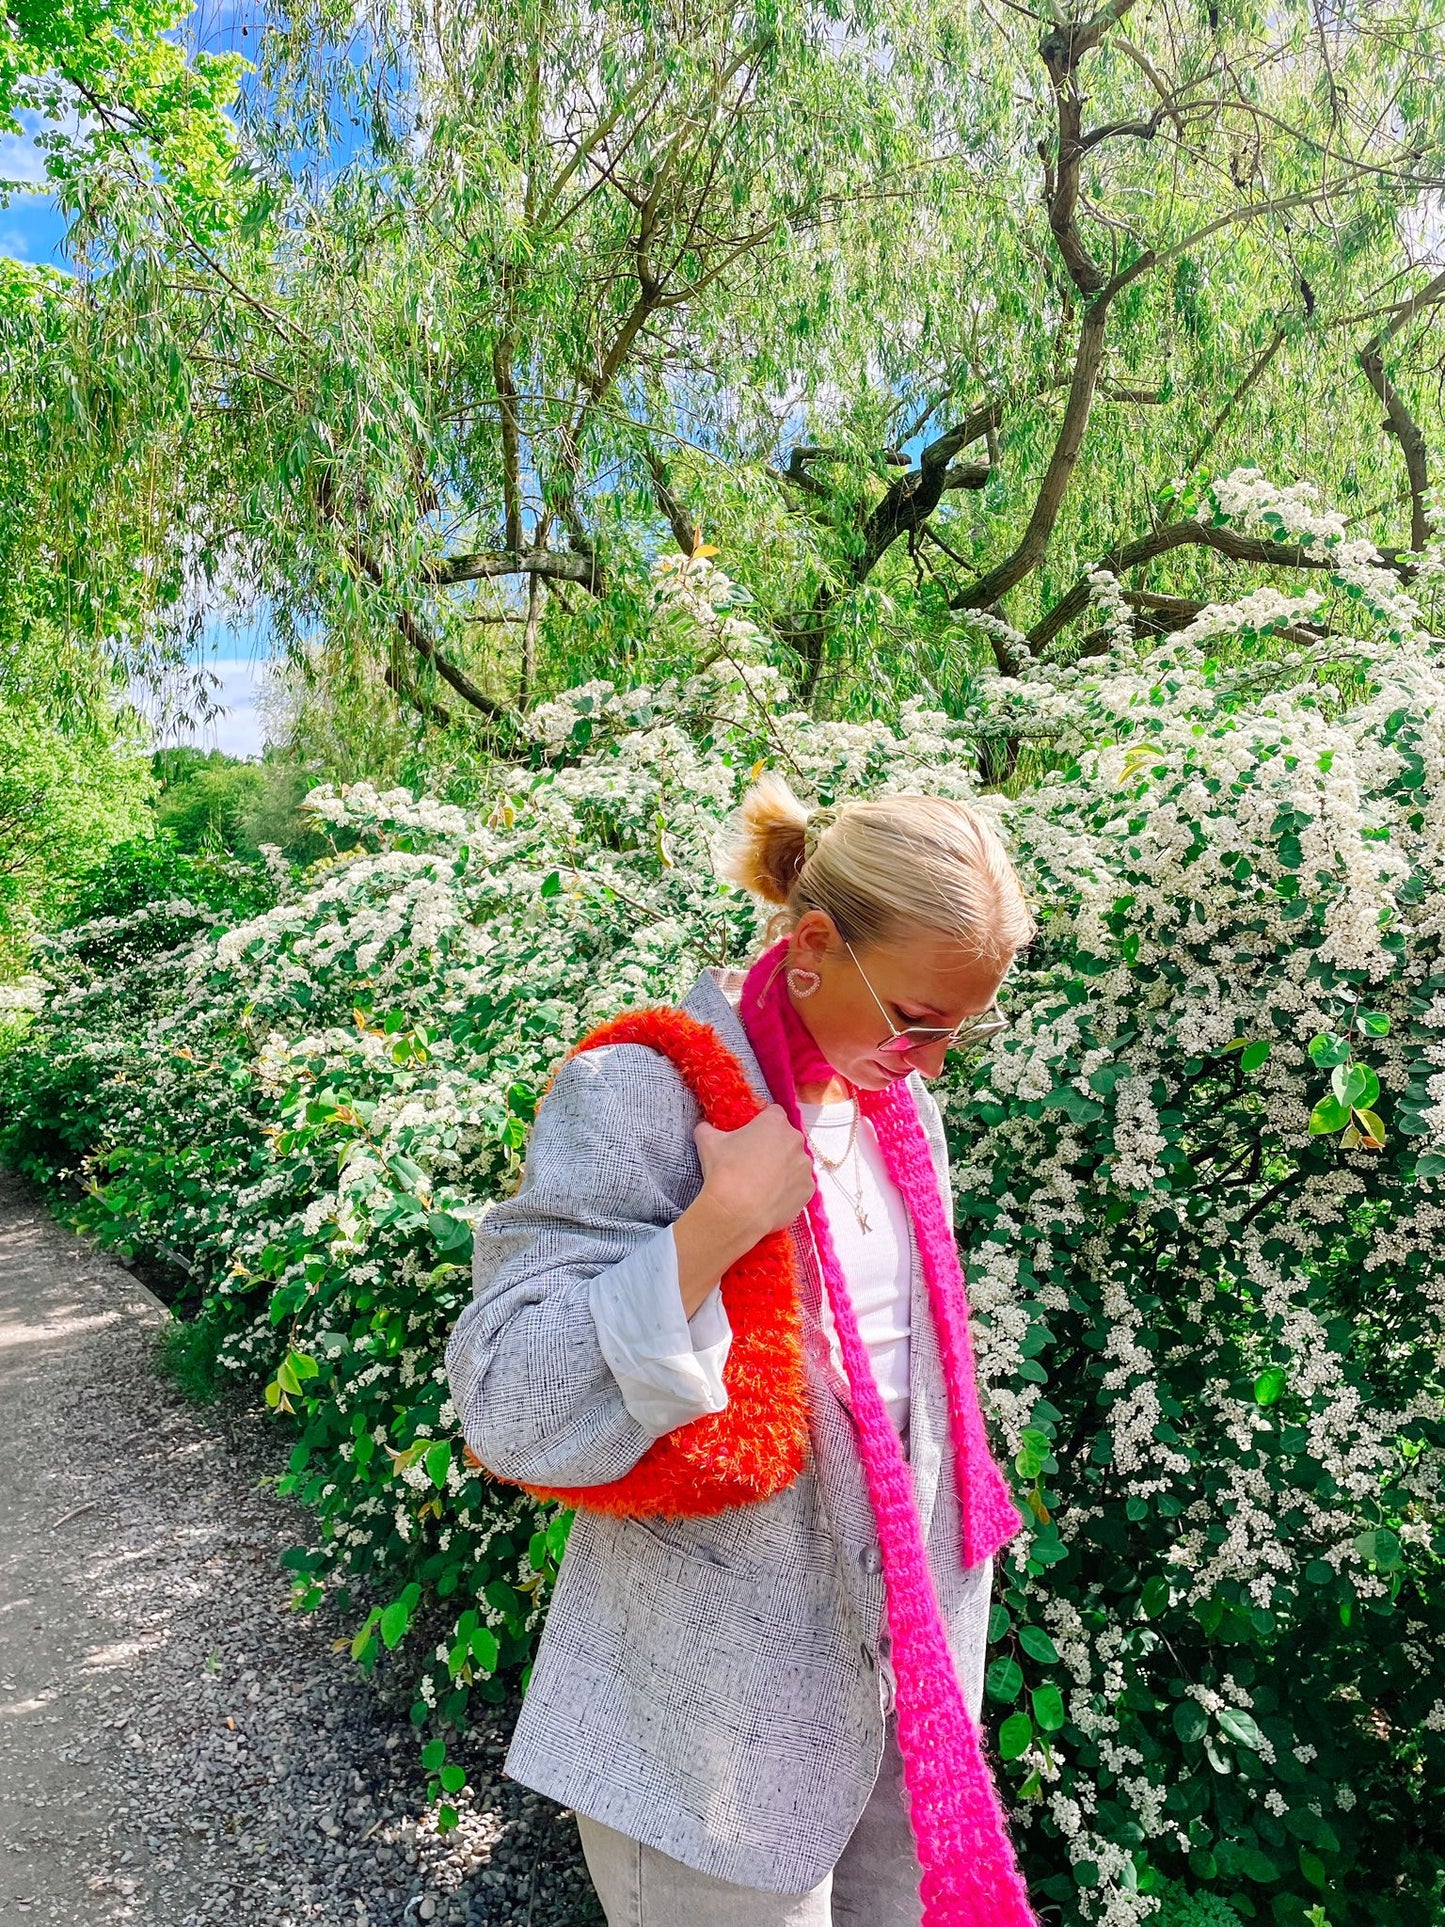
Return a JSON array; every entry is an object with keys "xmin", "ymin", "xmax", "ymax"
[
  {"xmin": 23, "ymin": 0, "xmax": 1445, "ymax": 752},
  {"xmin": 1, "ymin": 1, "xmax": 249, "ymax": 705}
]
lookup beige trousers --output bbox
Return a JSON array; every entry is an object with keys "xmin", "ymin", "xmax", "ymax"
[{"xmin": 574, "ymin": 1710, "xmax": 922, "ymax": 1926}]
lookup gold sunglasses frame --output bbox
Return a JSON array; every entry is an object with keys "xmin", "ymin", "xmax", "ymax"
[{"xmin": 842, "ymin": 939, "xmax": 1007, "ymax": 1058}]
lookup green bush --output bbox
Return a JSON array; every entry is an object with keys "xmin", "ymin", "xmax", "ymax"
[
  {"xmin": 0, "ymin": 834, "xmax": 277, "ymax": 1195},
  {"xmin": 1, "ymin": 487, "xmax": 1442, "ymax": 1922}
]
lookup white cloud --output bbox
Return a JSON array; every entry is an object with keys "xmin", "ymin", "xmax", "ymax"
[
  {"xmin": 0, "ymin": 107, "xmax": 87, "ymax": 190},
  {"xmin": 156, "ymin": 658, "xmax": 272, "ymax": 759},
  {"xmin": 0, "ymin": 130, "xmax": 52, "ymax": 190}
]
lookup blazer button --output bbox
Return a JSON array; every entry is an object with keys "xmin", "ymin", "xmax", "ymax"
[
  {"xmin": 860, "ymin": 1643, "xmax": 876, "ymax": 1669},
  {"xmin": 860, "ymin": 1545, "xmax": 883, "ymax": 1575}
]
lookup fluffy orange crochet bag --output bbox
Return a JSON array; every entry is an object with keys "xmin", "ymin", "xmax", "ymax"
[{"xmin": 464, "ymin": 1006, "xmax": 811, "ymax": 1517}]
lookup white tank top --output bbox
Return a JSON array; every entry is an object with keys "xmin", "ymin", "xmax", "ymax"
[{"xmin": 797, "ymin": 1097, "xmax": 913, "ymax": 1440}]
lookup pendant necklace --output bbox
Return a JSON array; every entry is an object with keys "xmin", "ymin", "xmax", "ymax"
[{"xmin": 807, "ymin": 1091, "xmax": 872, "ymax": 1235}]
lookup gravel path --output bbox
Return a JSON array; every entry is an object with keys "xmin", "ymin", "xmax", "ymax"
[{"xmin": 0, "ymin": 1170, "xmax": 605, "ymax": 1927}]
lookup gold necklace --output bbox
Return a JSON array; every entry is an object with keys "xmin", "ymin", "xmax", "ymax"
[
  {"xmin": 820, "ymin": 1140, "xmax": 872, "ymax": 1234},
  {"xmin": 808, "ymin": 1092, "xmax": 859, "ymax": 1171},
  {"xmin": 805, "ymin": 1095, "xmax": 873, "ymax": 1235}
]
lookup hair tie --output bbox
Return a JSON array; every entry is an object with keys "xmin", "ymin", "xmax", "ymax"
[{"xmin": 802, "ymin": 805, "xmax": 838, "ymax": 865}]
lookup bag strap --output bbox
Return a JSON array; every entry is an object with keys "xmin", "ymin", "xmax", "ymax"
[{"xmin": 553, "ymin": 1007, "xmax": 765, "ymax": 1135}]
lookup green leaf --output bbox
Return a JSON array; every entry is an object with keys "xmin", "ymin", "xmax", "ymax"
[
  {"xmin": 421, "ymin": 1739, "xmax": 447, "ymax": 1771},
  {"xmin": 985, "ymin": 1657, "xmax": 1024, "ymax": 1702},
  {"xmin": 1173, "ymin": 1701, "xmax": 1208, "ymax": 1744},
  {"xmin": 1357, "ymin": 1011, "xmax": 1390, "ymax": 1037},
  {"xmin": 1140, "ymin": 1576, "xmax": 1171, "ymax": 1618},
  {"xmin": 1240, "ymin": 1847, "xmax": 1280, "ymax": 1882},
  {"xmin": 1354, "ymin": 1107, "xmax": 1386, "ymax": 1148},
  {"xmin": 1300, "ymin": 1848, "xmax": 1328, "ymax": 1887},
  {"xmin": 1331, "ymin": 1062, "xmax": 1377, "ymax": 1108},
  {"xmin": 1308, "ymin": 1032, "xmax": 1351, "ymax": 1068},
  {"xmin": 1254, "ymin": 1368, "xmax": 1286, "ymax": 1406},
  {"xmin": 1204, "ymin": 1737, "xmax": 1233, "ymax": 1775},
  {"xmin": 1217, "ymin": 1707, "xmax": 1265, "ymax": 1751},
  {"xmin": 1018, "ymin": 1625, "xmax": 1059, "ymax": 1665},
  {"xmin": 438, "ymin": 1804, "xmax": 459, "ymax": 1832},
  {"xmin": 1015, "ymin": 1434, "xmax": 1046, "ymax": 1478},
  {"xmin": 429, "ymin": 1210, "xmax": 474, "ymax": 1254},
  {"xmin": 1239, "ymin": 1040, "xmax": 1271, "ymax": 1072},
  {"xmin": 425, "ymin": 1440, "xmax": 452, "ymax": 1489},
  {"xmin": 379, "ymin": 1597, "xmax": 412, "ymax": 1649},
  {"xmin": 998, "ymin": 1712, "xmax": 1033, "ymax": 1760},
  {"xmin": 349, "ymin": 1607, "xmax": 382, "ymax": 1662},
  {"xmin": 1042, "ymin": 1086, "xmax": 1104, "ymax": 1123},
  {"xmin": 1309, "ymin": 1095, "xmax": 1350, "ymax": 1135},
  {"xmin": 1031, "ymin": 1682, "xmax": 1065, "ymax": 1731},
  {"xmin": 440, "ymin": 1764, "xmax": 466, "ymax": 1793},
  {"xmin": 1354, "ymin": 1527, "xmax": 1403, "ymax": 1572}
]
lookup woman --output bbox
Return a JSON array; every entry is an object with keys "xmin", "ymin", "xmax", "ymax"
[{"xmin": 444, "ymin": 774, "xmax": 1035, "ymax": 1925}]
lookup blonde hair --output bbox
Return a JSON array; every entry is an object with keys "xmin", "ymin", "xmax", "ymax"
[{"xmin": 718, "ymin": 772, "xmax": 1034, "ymax": 963}]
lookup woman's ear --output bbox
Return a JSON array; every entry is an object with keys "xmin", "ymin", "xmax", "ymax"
[{"xmin": 790, "ymin": 910, "xmax": 831, "ymax": 970}]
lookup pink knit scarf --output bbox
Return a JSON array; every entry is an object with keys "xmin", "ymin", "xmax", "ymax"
[{"xmin": 738, "ymin": 937, "xmax": 1037, "ymax": 1927}]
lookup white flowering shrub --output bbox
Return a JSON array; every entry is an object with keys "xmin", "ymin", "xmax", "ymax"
[
  {"xmin": 1, "ymin": 481, "xmax": 1442, "ymax": 1923},
  {"xmin": 0, "ymin": 835, "xmax": 278, "ymax": 1201},
  {"xmin": 957, "ymin": 632, "xmax": 1445, "ymax": 1925}
]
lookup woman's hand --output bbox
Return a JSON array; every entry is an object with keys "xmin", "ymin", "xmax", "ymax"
[
  {"xmin": 693, "ymin": 1105, "xmax": 816, "ymax": 1243},
  {"xmin": 670, "ymin": 1106, "xmax": 815, "ymax": 1319}
]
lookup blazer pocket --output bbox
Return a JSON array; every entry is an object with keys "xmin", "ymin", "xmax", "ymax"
[{"xmin": 620, "ymin": 1510, "xmax": 740, "ymax": 1574}]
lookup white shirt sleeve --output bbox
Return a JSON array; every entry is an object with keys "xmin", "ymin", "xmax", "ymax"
[{"xmin": 587, "ymin": 1223, "xmax": 733, "ymax": 1435}]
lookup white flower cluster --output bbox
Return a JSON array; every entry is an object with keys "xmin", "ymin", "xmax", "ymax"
[{"xmin": 0, "ymin": 975, "xmax": 45, "ymax": 1013}]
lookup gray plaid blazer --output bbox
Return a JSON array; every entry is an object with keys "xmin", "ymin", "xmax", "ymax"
[{"xmin": 444, "ymin": 964, "xmax": 994, "ymax": 1894}]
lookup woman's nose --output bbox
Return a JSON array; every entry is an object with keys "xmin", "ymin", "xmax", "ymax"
[{"xmin": 910, "ymin": 1039, "xmax": 951, "ymax": 1077}]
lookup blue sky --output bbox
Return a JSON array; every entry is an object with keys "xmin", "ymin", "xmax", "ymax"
[
  {"xmin": 179, "ymin": 652, "xmax": 271, "ymax": 756},
  {"xmin": 6, "ymin": 1, "xmax": 273, "ymax": 756}
]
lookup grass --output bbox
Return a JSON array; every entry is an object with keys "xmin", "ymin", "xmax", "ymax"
[{"xmin": 154, "ymin": 1308, "xmax": 226, "ymax": 1405}]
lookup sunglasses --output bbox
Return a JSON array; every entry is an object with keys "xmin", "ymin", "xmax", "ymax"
[{"xmin": 843, "ymin": 939, "xmax": 1008, "ymax": 1058}]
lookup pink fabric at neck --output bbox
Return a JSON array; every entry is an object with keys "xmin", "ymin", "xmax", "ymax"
[{"xmin": 739, "ymin": 937, "xmax": 1035, "ymax": 1927}]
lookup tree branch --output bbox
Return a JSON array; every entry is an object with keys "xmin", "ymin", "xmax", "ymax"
[
  {"xmin": 1183, "ymin": 326, "xmax": 1286, "ymax": 473},
  {"xmin": 646, "ymin": 450, "xmax": 699, "ymax": 554},
  {"xmin": 385, "ymin": 659, "xmax": 454, "ymax": 728},
  {"xmin": 785, "ymin": 407, "xmax": 998, "ymax": 698},
  {"xmin": 493, "ymin": 336, "xmax": 524, "ymax": 554},
  {"xmin": 1357, "ymin": 267, "xmax": 1445, "ymax": 554},
  {"xmin": 951, "ymin": 272, "xmax": 1140, "ymax": 613},
  {"xmin": 425, "ymin": 548, "xmax": 603, "ymax": 590},
  {"xmin": 1027, "ymin": 520, "xmax": 1416, "ymax": 654},
  {"xmin": 349, "ymin": 545, "xmax": 508, "ymax": 718},
  {"xmin": 1038, "ymin": 0, "xmax": 1139, "ymax": 295}
]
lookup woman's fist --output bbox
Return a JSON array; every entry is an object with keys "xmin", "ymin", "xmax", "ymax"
[{"xmin": 692, "ymin": 1104, "xmax": 816, "ymax": 1243}]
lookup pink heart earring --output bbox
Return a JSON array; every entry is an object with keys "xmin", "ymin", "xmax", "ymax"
[{"xmin": 786, "ymin": 966, "xmax": 821, "ymax": 998}]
